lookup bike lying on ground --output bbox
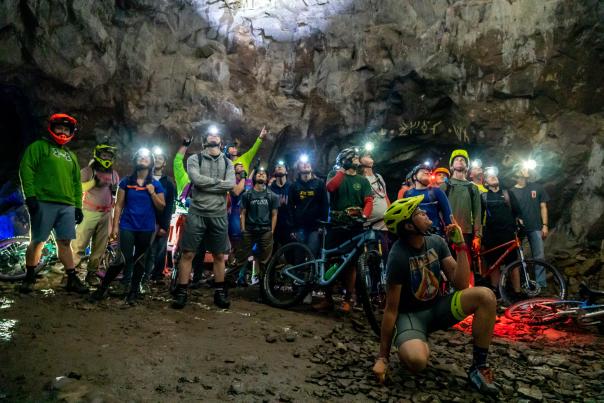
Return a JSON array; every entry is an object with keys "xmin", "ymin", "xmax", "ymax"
[
  {"xmin": 473, "ymin": 236, "xmax": 566, "ymax": 305},
  {"xmin": 263, "ymin": 218, "xmax": 387, "ymax": 337},
  {"xmin": 0, "ymin": 234, "xmax": 119, "ymax": 282},
  {"xmin": 505, "ymin": 283, "xmax": 604, "ymax": 333}
]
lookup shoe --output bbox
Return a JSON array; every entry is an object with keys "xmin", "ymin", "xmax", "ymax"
[
  {"xmin": 302, "ymin": 293, "xmax": 312, "ymax": 304},
  {"xmin": 85, "ymin": 272, "xmax": 100, "ymax": 287},
  {"xmin": 65, "ymin": 274, "xmax": 89, "ymax": 294},
  {"xmin": 468, "ymin": 366, "xmax": 498, "ymax": 395},
  {"xmin": 89, "ymin": 287, "xmax": 109, "ymax": 302},
  {"xmin": 19, "ymin": 278, "xmax": 36, "ymax": 294},
  {"xmin": 126, "ymin": 289, "xmax": 140, "ymax": 305},
  {"xmin": 140, "ymin": 282, "xmax": 151, "ymax": 295},
  {"xmin": 171, "ymin": 286, "xmax": 188, "ymax": 309},
  {"xmin": 251, "ymin": 275, "xmax": 260, "ymax": 286},
  {"xmin": 213, "ymin": 289, "xmax": 230, "ymax": 309},
  {"xmin": 339, "ymin": 300, "xmax": 352, "ymax": 314},
  {"xmin": 312, "ymin": 299, "xmax": 334, "ymax": 312}
]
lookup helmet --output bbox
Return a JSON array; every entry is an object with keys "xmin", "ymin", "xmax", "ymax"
[
  {"xmin": 223, "ymin": 142, "xmax": 237, "ymax": 159},
  {"xmin": 410, "ymin": 163, "xmax": 432, "ymax": 181},
  {"xmin": 152, "ymin": 146, "xmax": 165, "ymax": 157},
  {"xmin": 383, "ymin": 195, "xmax": 425, "ymax": 235},
  {"xmin": 133, "ymin": 147, "xmax": 154, "ymax": 165},
  {"xmin": 484, "ymin": 166, "xmax": 499, "ymax": 178},
  {"xmin": 93, "ymin": 142, "xmax": 116, "ymax": 169},
  {"xmin": 449, "ymin": 149, "xmax": 470, "ymax": 168},
  {"xmin": 48, "ymin": 113, "xmax": 77, "ymax": 145},
  {"xmin": 433, "ymin": 167, "xmax": 450, "ymax": 177},
  {"xmin": 336, "ymin": 147, "xmax": 360, "ymax": 170}
]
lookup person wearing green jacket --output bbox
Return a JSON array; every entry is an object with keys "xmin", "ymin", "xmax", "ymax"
[
  {"xmin": 18, "ymin": 113, "xmax": 88, "ymax": 294},
  {"xmin": 225, "ymin": 126, "xmax": 268, "ymax": 173}
]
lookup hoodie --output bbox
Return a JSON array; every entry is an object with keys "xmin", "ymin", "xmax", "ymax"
[{"xmin": 186, "ymin": 150, "xmax": 235, "ymax": 217}]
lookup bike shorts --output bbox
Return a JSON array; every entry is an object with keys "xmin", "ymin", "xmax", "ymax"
[
  {"xmin": 31, "ymin": 201, "xmax": 76, "ymax": 243},
  {"xmin": 393, "ymin": 291, "xmax": 468, "ymax": 348}
]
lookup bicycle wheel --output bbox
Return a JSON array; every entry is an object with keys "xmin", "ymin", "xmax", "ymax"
[
  {"xmin": 262, "ymin": 242, "xmax": 314, "ymax": 308},
  {"xmin": 356, "ymin": 249, "xmax": 387, "ymax": 338},
  {"xmin": 499, "ymin": 259, "xmax": 566, "ymax": 306},
  {"xmin": 505, "ymin": 298, "xmax": 582, "ymax": 325},
  {"xmin": 0, "ymin": 237, "xmax": 51, "ymax": 281},
  {"xmin": 170, "ymin": 249, "xmax": 182, "ymax": 295}
]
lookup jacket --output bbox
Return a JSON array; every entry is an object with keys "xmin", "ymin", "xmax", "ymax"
[{"xmin": 187, "ymin": 150, "xmax": 235, "ymax": 217}]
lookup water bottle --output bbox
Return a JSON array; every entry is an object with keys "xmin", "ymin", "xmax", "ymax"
[{"xmin": 324, "ymin": 263, "xmax": 339, "ymax": 281}]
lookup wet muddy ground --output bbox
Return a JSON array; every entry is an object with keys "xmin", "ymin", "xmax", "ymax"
[{"xmin": 1, "ymin": 269, "xmax": 603, "ymax": 402}]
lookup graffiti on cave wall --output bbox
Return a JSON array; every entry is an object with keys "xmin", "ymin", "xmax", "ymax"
[{"xmin": 398, "ymin": 120, "xmax": 470, "ymax": 143}]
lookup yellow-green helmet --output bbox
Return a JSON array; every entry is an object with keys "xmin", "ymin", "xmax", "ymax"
[
  {"xmin": 93, "ymin": 143, "xmax": 117, "ymax": 169},
  {"xmin": 449, "ymin": 149, "xmax": 470, "ymax": 168},
  {"xmin": 384, "ymin": 195, "xmax": 425, "ymax": 234}
]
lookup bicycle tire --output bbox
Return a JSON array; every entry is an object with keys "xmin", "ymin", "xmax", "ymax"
[
  {"xmin": 499, "ymin": 259, "xmax": 566, "ymax": 306},
  {"xmin": 505, "ymin": 298, "xmax": 582, "ymax": 325},
  {"xmin": 262, "ymin": 242, "xmax": 314, "ymax": 308},
  {"xmin": 0, "ymin": 237, "xmax": 49, "ymax": 281},
  {"xmin": 170, "ymin": 249, "xmax": 182, "ymax": 295},
  {"xmin": 356, "ymin": 249, "xmax": 386, "ymax": 338}
]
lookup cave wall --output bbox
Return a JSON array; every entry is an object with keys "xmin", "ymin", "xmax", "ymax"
[{"xmin": 0, "ymin": 0, "xmax": 603, "ymax": 249}]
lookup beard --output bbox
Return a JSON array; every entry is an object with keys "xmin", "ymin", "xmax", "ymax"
[
  {"xmin": 255, "ymin": 179, "xmax": 266, "ymax": 184},
  {"xmin": 206, "ymin": 141, "xmax": 220, "ymax": 148},
  {"xmin": 273, "ymin": 172, "xmax": 286, "ymax": 178},
  {"xmin": 418, "ymin": 178, "xmax": 431, "ymax": 186}
]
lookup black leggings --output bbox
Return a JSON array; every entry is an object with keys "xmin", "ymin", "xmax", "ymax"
[{"xmin": 103, "ymin": 229, "xmax": 153, "ymax": 291}]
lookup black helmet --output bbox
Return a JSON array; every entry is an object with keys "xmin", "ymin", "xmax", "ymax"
[
  {"xmin": 410, "ymin": 162, "xmax": 432, "ymax": 182},
  {"xmin": 336, "ymin": 147, "xmax": 360, "ymax": 170}
]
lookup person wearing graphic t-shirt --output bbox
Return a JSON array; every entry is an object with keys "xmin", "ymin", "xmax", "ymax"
[
  {"xmin": 236, "ymin": 169, "xmax": 279, "ymax": 287},
  {"xmin": 373, "ymin": 196, "xmax": 498, "ymax": 395},
  {"xmin": 90, "ymin": 148, "xmax": 165, "ymax": 305},
  {"xmin": 509, "ymin": 164, "xmax": 550, "ymax": 288}
]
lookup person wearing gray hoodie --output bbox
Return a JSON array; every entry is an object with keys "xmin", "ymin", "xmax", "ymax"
[{"xmin": 172, "ymin": 126, "xmax": 235, "ymax": 309}]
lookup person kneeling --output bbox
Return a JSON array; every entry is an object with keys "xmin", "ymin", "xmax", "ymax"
[{"xmin": 373, "ymin": 195, "xmax": 498, "ymax": 395}]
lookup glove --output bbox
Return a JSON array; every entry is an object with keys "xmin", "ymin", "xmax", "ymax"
[
  {"xmin": 240, "ymin": 170, "xmax": 247, "ymax": 179},
  {"xmin": 75, "ymin": 208, "xmax": 84, "ymax": 225},
  {"xmin": 182, "ymin": 137, "xmax": 192, "ymax": 147},
  {"xmin": 25, "ymin": 197, "xmax": 39, "ymax": 217},
  {"xmin": 446, "ymin": 223, "xmax": 465, "ymax": 246}
]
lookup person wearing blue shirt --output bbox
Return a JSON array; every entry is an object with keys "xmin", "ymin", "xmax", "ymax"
[
  {"xmin": 402, "ymin": 164, "xmax": 453, "ymax": 237},
  {"xmin": 90, "ymin": 148, "xmax": 165, "ymax": 304}
]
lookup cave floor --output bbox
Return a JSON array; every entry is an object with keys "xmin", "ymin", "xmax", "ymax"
[{"xmin": 1, "ymin": 268, "xmax": 603, "ymax": 402}]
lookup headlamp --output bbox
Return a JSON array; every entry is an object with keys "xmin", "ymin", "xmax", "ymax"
[
  {"xmin": 471, "ymin": 159, "xmax": 483, "ymax": 169},
  {"xmin": 277, "ymin": 160, "xmax": 285, "ymax": 167},
  {"xmin": 364, "ymin": 142, "xmax": 374, "ymax": 152},
  {"xmin": 298, "ymin": 154, "xmax": 309, "ymax": 163},
  {"xmin": 137, "ymin": 148, "xmax": 151, "ymax": 158},
  {"xmin": 208, "ymin": 125, "xmax": 219, "ymax": 136},
  {"xmin": 152, "ymin": 146, "xmax": 163, "ymax": 156},
  {"xmin": 485, "ymin": 166, "xmax": 499, "ymax": 178},
  {"xmin": 523, "ymin": 159, "xmax": 537, "ymax": 170}
]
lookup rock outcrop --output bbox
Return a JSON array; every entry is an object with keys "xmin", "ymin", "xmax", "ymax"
[{"xmin": 0, "ymin": 0, "xmax": 602, "ymax": 248}]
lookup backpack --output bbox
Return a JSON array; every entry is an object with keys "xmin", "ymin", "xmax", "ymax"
[{"xmin": 480, "ymin": 189, "xmax": 511, "ymax": 223}]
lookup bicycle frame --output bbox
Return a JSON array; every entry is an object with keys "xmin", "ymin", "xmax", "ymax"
[
  {"xmin": 475, "ymin": 238, "xmax": 521, "ymax": 277},
  {"xmin": 282, "ymin": 223, "xmax": 381, "ymax": 287}
]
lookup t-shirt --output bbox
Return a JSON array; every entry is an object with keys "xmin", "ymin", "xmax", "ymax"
[
  {"xmin": 403, "ymin": 187, "xmax": 452, "ymax": 234},
  {"xmin": 269, "ymin": 181, "xmax": 291, "ymax": 231},
  {"xmin": 81, "ymin": 166, "xmax": 119, "ymax": 212},
  {"xmin": 482, "ymin": 189, "xmax": 517, "ymax": 243},
  {"xmin": 365, "ymin": 174, "xmax": 388, "ymax": 231},
  {"xmin": 118, "ymin": 177, "xmax": 164, "ymax": 232},
  {"xmin": 386, "ymin": 235, "xmax": 451, "ymax": 312},
  {"xmin": 327, "ymin": 171, "xmax": 372, "ymax": 222},
  {"xmin": 241, "ymin": 188, "xmax": 279, "ymax": 231},
  {"xmin": 509, "ymin": 183, "xmax": 549, "ymax": 232}
]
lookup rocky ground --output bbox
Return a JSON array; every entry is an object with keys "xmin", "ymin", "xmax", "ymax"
[{"xmin": 1, "ymin": 268, "xmax": 604, "ymax": 403}]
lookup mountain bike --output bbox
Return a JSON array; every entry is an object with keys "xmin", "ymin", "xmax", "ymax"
[
  {"xmin": 0, "ymin": 234, "xmax": 119, "ymax": 282},
  {"xmin": 262, "ymin": 218, "xmax": 387, "ymax": 337},
  {"xmin": 473, "ymin": 236, "xmax": 566, "ymax": 305},
  {"xmin": 505, "ymin": 283, "xmax": 604, "ymax": 333}
]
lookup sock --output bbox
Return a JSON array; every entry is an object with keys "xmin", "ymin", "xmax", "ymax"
[
  {"xmin": 25, "ymin": 265, "xmax": 36, "ymax": 279},
  {"xmin": 472, "ymin": 345, "xmax": 489, "ymax": 369},
  {"xmin": 214, "ymin": 281, "xmax": 225, "ymax": 292}
]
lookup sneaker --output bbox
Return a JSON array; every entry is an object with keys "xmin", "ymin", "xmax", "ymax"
[
  {"xmin": 251, "ymin": 275, "xmax": 260, "ymax": 286},
  {"xmin": 85, "ymin": 272, "xmax": 100, "ymax": 287},
  {"xmin": 89, "ymin": 287, "xmax": 109, "ymax": 302},
  {"xmin": 213, "ymin": 289, "xmax": 230, "ymax": 309},
  {"xmin": 312, "ymin": 299, "xmax": 334, "ymax": 312},
  {"xmin": 468, "ymin": 366, "xmax": 498, "ymax": 395},
  {"xmin": 140, "ymin": 282, "xmax": 151, "ymax": 295},
  {"xmin": 171, "ymin": 286, "xmax": 188, "ymax": 309},
  {"xmin": 65, "ymin": 274, "xmax": 89, "ymax": 294}
]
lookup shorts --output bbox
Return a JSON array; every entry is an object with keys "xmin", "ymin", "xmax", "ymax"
[
  {"xmin": 30, "ymin": 201, "xmax": 76, "ymax": 243},
  {"xmin": 236, "ymin": 229, "xmax": 274, "ymax": 265},
  {"xmin": 179, "ymin": 213, "xmax": 229, "ymax": 254},
  {"xmin": 393, "ymin": 291, "xmax": 467, "ymax": 348}
]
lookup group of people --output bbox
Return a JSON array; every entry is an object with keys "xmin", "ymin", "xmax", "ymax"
[{"xmin": 17, "ymin": 113, "xmax": 552, "ymax": 395}]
